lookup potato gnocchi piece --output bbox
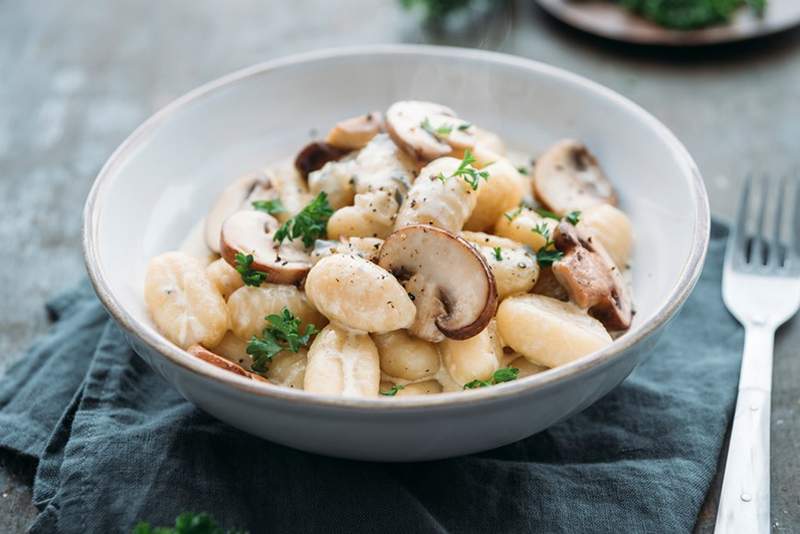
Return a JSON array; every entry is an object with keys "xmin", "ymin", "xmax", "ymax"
[
  {"xmin": 269, "ymin": 162, "xmax": 312, "ymax": 220},
  {"xmin": 327, "ymin": 189, "xmax": 398, "ymax": 239},
  {"xmin": 497, "ymin": 294, "xmax": 612, "ymax": 368},
  {"xmin": 396, "ymin": 379, "xmax": 443, "ymax": 397},
  {"xmin": 267, "ymin": 349, "xmax": 307, "ymax": 389},
  {"xmin": 493, "ymin": 208, "xmax": 557, "ymax": 251},
  {"xmin": 461, "ymin": 231, "xmax": 539, "ymax": 299},
  {"xmin": 372, "ymin": 330, "xmax": 440, "ymax": 381},
  {"xmin": 509, "ymin": 355, "xmax": 548, "ymax": 378},
  {"xmin": 144, "ymin": 252, "xmax": 229, "ymax": 349},
  {"xmin": 439, "ymin": 320, "xmax": 503, "ymax": 386},
  {"xmin": 304, "ymin": 325, "xmax": 380, "ymax": 397},
  {"xmin": 578, "ymin": 204, "xmax": 633, "ymax": 269},
  {"xmin": 395, "ymin": 157, "xmax": 480, "ymax": 233},
  {"xmin": 464, "ymin": 159, "xmax": 525, "ymax": 232},
  {"xmin": 227, "ymin": 284, "xmax": 327, "ymax": 341},
  {"xmin": 305, "ymin": 254, "xmax": 416, "ymax": 333},
  {"xmin": 210, "ymin": 331, "xmax": 252, "ymax": 369},
  {"xmin": 308, "ymin": 156, "xmax": 357, "ymax": 210},
  {"xmin": 311, "ymin": 237, "xmax": 383, "ymax": 265},
  {"xmin": 206, "ymin": 258, "xmax": 244, "ymax": 300}
]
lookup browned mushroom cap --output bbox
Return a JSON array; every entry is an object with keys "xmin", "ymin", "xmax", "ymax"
[
  {"xmin": 551, "ymin": 221, "xmax": 632, "ymax": 330},
  {"xmin": 294, "ymin": 142, "xmax": 349, "ymax": 179},
  {"xmin": 187, "ymin": 344, "xmax": 269, "ymax": 382},
  {"xmin": 385, "ymin": 101, "xmax": 475, "ymax": 164},
  {"xmin": 204, "ymin": 171, "xmax": 275, "ymax": 254},
  {"xmin": 220, "ymin": 210, "xmax": 310, "ymax": 284},
  {"xmin": 533, "ymin": 140, "xmax": 617, "ymax": 216},
  {"xmin": 325, "ymin": 111, "xmax": 384, "ymax": 150},
  {"xmin": 378, "ymin": 224, "xmax": 497, "ymax": 341}
]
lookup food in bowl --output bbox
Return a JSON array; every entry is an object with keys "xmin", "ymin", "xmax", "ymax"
[{"xmin": 143, "ymin": 100, "xmax": 634, "ymax": 398}]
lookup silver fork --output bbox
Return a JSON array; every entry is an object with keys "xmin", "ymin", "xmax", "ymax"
[{"xmin": 715, "ymin": 177, "xmax": 800, "ymax": 534}]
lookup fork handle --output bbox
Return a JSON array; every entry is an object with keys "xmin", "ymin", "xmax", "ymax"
[{"xmin": 714, "ymin": 324, "xmax": 774, "ymax": 534}]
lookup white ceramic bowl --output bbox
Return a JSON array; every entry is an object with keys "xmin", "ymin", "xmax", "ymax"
[{"xmin": 83, "ymin": 45, "xmax": 709, "ymax": 461}]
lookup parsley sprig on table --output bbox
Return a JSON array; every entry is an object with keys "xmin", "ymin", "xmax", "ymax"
[
  {"xmin": 273, "ymin": 192, "xmax": 333, "ymax": 248},
  {"xmin": 246, "ymin": 308, "xmax": 317, "ymax": 373},
  {"xmin": 615, "ymin": 0, "xmax": 766, "ymax": 30},
  {"xmin": 234, "ymin": 253, "xmax": 267, "ymax": 287},
  {"xmin": 463, "ymin": 367, "xmax": 520, "ymax": 389},
  {"xmin": 435, "ymin": 149, "xmax": 489, "ymax": 191},
  {"xmin": 380, "ymin": 384, "xmax": 406, "ymax": 396},
  {"xmin": 251, "ymin": 198, "xmax": 285, "ymax": 215},
  {"xmin": 133, "ymin": 511, "xmax": 247, "ymax": 534}
]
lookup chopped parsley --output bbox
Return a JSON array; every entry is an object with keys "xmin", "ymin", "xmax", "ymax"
[
  {"xmin": 421, "ymin": 117, "xmax": 453, "ymax": 137},
  {"xmin": 517, "ymin": 166, "xmax": 529, "ymax": 175},
  {"xmin": 533, "ymin": 207, "xmax": 560, "ymax": 220},
  {"xmin": 503, "ymin": 206, "xmax": 523, "ymax": 222},
  {"xmin": 273, "ymin": 192, "xmax": 333, "ymax": 248},
  {"xmin": 463, "ymin": 367, "xmax": 520, "ymax": 389},
  {"xmin": 380, "ymin": 384, "xmax": 405, "ymax": 396},
  {"xmin": 246, "ymin": 308, "xmax": 317, "ymax": 373},
  {"xmin": 251, "ymin": 198, "xmax": 285, "ymax": 215},
  {"xmin": 447, "ymin": 149, "xmax": 489, "ymax": 191},
  {"xmin": 565, "ymin": 210, "xmax": 582, "ymax": 226},
  {"xmin": 457, "ymin": 122, "xmax": 472, "ymax": 131},
  {"xmin": 133, "ymin": 512, "xmax": 246, "ymax": 534},
  {"xmin": 532, "ymin": 223, "xmax": 564, "ymax": 267},
  {"xmin": 492, "ymin": 247, "xmax": 503, "ymax": 261},
  {"xmin": 234, "ymin": 253, "xmax": 267, "ymax": 287}
]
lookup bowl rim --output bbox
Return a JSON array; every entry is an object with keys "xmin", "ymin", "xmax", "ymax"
[{"xmin": 83, "ymin": 44, "xmax": 710, "ymax": 411}]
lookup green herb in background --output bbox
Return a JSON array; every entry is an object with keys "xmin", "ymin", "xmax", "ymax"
[
  {"xmin": 246, "ymin": 308, "xmax": 317, "ymax": 373},
  {"xmin": 464, "ymin": 367, "xmax": 520, "ymax": 389},
  {"xmin": 273, "ymin": 192, "xmax": 333, "ymax": 248},
  {"xmin": 251, "ymin": 198, "xmax": 285, "ymax": 215},
  {"xmin": 615, "ymin": 0, "xmax": 766, "ymax": 30},
  {"xmin": 133, "ymin": 512, "xmax": 246, "ymax": 534},
  {"xmin": 233, "ymin": 253, "xmax": 267, "ymax": 287},
  {"xmin": 400, "ymin": 0, "xmax": 478, "ymax": 21}
]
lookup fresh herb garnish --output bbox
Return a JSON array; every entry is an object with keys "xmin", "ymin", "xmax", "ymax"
[
  {"xmin": 246, "ymin": 308, "xmax": 317, "ymax": 373},
  {"xmin": 273, "ymin": 192, "xmax": 333, "ymax": 248},
  {"xmin": 565, "ymin": 210, "xmax": 582, "ymax": 226},
  {"xmin": 503, "ymin": 206, "xmax": 523, "ymax": 222},
  {"xmin": 531, "ymin": 223, "xmax": 564, "ymax": 267},
  {"xmin": 457, "ymin": 122, "xmax": 472, "ymax": 131},
  {"xmin": 380, "ymin": 384, "xmax": 405, "ymax": 396},
  {"xmin": 492, "ymin": 247, "xmax": 503, "ymax": 261},
  {"xmin": 234, "ymin": 253, "xmax": 267, "ymax": 287},
  {"xmin": 133, "ymin": 512, "xmax": 246, "ymax": 534},
  {"xmin": 533, "ymin": 207, "xmax": 560, "ymax": 220},
  {"xmin": 251, "ymin": 199, "xmax": 285, "ymax": 215},
  {"xmin": 447, "ymin": 149, "xmax": 489, "ymax": 191},
  {"xmin": 421, "ymin": 117, "xmax": 453, "ymax": 137},
  {"xmin": 463, "ymin": 367, "xmax": 520, "ymax": 389},
  {"xmin": 517, "ymin": 166, "xmax": 529, "ymax": 175},
  {"xmin": 614, "ymin": 0, "xmax": 766, "ymax": 30}
]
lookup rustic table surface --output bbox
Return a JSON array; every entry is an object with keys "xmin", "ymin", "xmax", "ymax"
[{"xmin": 1, "ymin": 1, "xmax": 798, "ymax": 531}]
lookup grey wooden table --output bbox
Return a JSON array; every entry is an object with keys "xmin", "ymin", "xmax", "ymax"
[{"xmin": 1, "ymin": 1, "xmax": 798, "ymax": 531}]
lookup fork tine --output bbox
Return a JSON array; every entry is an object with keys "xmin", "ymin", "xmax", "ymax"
[
  {"xmin": 754, "ymin": 177, "xmax": 770, "ymax": 265},
  {"xmin": 792, "ymin": 177, "xmax": 800, "ymax": 261},
  {"xmin": 769, "ymin": 177, "xmax": 787, "ymax": 268},
  {"xmin": 729, "ymin": 175, "xmax": 752, "ymax": 264}
]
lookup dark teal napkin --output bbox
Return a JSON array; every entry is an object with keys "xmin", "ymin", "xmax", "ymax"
[{"xmin": 0, "ymin": 223, "xmax": 740, "ymax": 534}]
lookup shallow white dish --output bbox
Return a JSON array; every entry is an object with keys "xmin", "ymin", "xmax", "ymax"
[{"xmin": 83, "ymin": 45, "xmax": 709, "ymax": 461}]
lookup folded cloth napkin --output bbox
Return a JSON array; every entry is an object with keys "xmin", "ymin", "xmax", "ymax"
[{"xmin": 0, "ymin": 222, "xmax": 740, "ymax": 534}]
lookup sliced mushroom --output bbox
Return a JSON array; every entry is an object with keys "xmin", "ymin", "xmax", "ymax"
[
  {"xmin": 533, "ymin": 140, "xmax": 616, "ymax": 215},
  {"xmin": 378, "ymin": 224, "xmax": 497, "ymax": 341},
  {"xmin": 551, "ymin": 221, "xmax": 632, "ymax": 330},
  {"xmin": 294, "ymin": 141, "xmax": 349, "ymax": 179},
  {"xmin": 204, "ymin": 171, "xmax": 274, "ymax": 253},
  {"xmin": 385, "ymin": 101, "xmax": 475, "ymax": 164},
  {"xmin": 325, "ymin": 111, "xmax": 384, "ymax": 150},
  {"xmin": 220, "ymin": 210, "xmax": 310, "ymax": 284},
  {"xmin": 187, "ymin": 344, "xmax": 269, "ymax": 382}
]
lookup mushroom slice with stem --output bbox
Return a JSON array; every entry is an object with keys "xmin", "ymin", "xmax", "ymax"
[
  {"xmin": 204, "ymin": 171, "xmax": 274, "ymax": 253},
  {"xmin": 220, "ymin": 210, "xmax": 310, "ymax": 284},
  {"xmin": 385, "ymin": 101, "xmax": 475, "ymax": 164},
  {"xmin": 325, "ymin": 111, "xmax": 384, "ymax": 150},
  {"xmin": 551, "ymin": 221, "xmax": 632, "ymax": 330},
  {"xmin": 294, "ymin": 141, "xmax": 349, "ymax": 179},
  {"xmin": 533, "ymin": 139, "xmax": 616, "ymax": 216},
  {"xmin": 378, "ymin": 224, "xmax": 497, "ymax": 342},
  {"xmin": 187, "ymin": 344, "xmax": 269, "ymax": 382}
]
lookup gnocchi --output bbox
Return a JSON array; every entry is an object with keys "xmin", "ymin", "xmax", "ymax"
[{"xmin": 144, "ymin": 99, "xmax": 635, "ymax": 398}]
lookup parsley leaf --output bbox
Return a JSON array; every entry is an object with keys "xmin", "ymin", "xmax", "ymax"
[
  {"xmin": 449, "ymin": 149, "xmax": 489, "ymax": 191},
  {"xmin": 533, "ymin": 207, "xmax": 560, "ymax": 220},
  {"xmin": 273, "ymin": 192, "xmax": 333, "ymax": 248},
  {"xmin": 380, "ymin": 384, "xmax": 405, "ymax": 396},
  {"xmin": 492, "ymin": 247, "xmax": 503, "ymax": 261},
  {"xmin": 565, "ymin": 210, "xmax": 582, "ymax": 226},
  {"xmin": 463, "ymin": 367, "xmax": 520, "ymax": 389},
  {"xmin": 234, "ymin": 253, "xmax": 267, "ymax": 287},
  {"xmin": 421, "ymin": 117, "xmax": 453, "ymax": 137},
  {"xmin": 133, "ymin": 511, "xmax": 247, "ymax": 534},
  {"xmin": 516, "ymin": 166, "xmax": 529, "ymax": 175},
  {"xmin": 251, "ymin": 199, "xmax": 285, "ymax": 215},
  {"xmin": 246, "ymin": 308, "xmax": 317, "ymax": 373},
  {"xmin": 457, "ymin": 122, "xmax": 472, "ymax": 131},
  {"xmin": 503, "ymin": 206, "xmax": 523, "ymax": 222},
  {"xmin": 531, "ymin": 223, "xmax": 564, "ymax": 267}
]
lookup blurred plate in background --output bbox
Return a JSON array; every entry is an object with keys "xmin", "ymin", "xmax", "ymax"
[{"xmin": 536, "ymin": 0, "xmax": 800, "ymax": 46}]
